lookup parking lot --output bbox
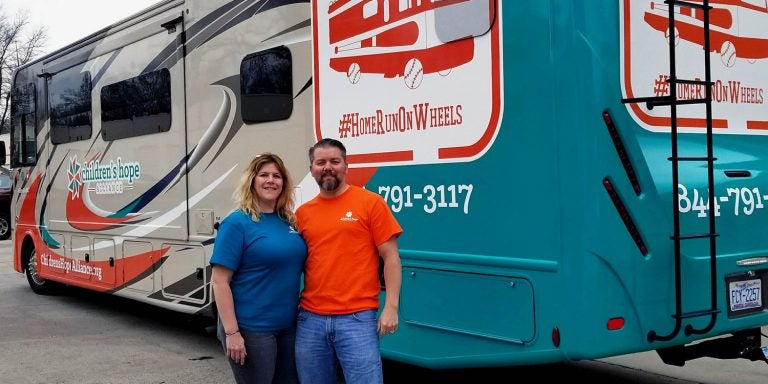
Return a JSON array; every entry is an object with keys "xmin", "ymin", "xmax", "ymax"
[{"xmin": 0, "ymin": 240, "xmax": 232, "ymax": 384}]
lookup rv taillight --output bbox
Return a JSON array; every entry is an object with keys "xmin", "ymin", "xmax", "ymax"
[
  {"xmin": 603, "ymin": 110, "xmax": 641, "ymax": 195},
  {"xmin": 603, "ymin": 178, "xmax": 648, "ymax": 256},
  {"xmin": 602, "ymin": 111, "xmax": 613, "ymax": 125},
  {"xmin": 607, "ymin": 317, "xmax": 625, "ymax": 330},
  {"xmin": 551, "ymin": 327, "xmax": 561, "ymax": 348}
]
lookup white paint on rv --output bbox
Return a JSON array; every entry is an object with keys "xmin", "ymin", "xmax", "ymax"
[
  {"xmin": 82, "ymin": 183, "xmax": 146, "ymax": 218},
  {"xmin": 167, "ymin": 90, "xmax": 233, "ymax": 189},
  {"xmin": 295, "ymin": 171, "xmax": 320, "ymax": 207},
  {"xmin": 85, "ymin": 164, "xmax": 238, "ymax": 251}
]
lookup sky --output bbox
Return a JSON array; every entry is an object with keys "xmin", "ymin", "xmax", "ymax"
[{"xmin": 2, "ymin": 0, "xmax": 161, "ymax": 55}]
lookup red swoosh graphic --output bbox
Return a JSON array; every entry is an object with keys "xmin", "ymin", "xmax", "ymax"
[
  {"xmin": 66, "ymin": 192, "xmax": 136, "ymax": 230},
  {"xmin": 15, "ymin": 174, "xmax": 170, "ymax": 292}
]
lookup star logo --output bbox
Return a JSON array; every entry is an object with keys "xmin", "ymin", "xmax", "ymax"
[{"xmin": 67, "ymin": 156, "xmax": 83, "ymax": 200}]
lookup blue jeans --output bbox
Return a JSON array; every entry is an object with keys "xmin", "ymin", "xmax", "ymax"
[
  {"xmin": 295, "ymin": 308, "xmax": 382, "ymax": 384},
  {"xmin": 217, "ymin": 321, "xmax": 298, "ymax": 384}
]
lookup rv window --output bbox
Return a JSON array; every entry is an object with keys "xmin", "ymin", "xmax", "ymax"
[
  {"xmin": 434, "ymin": 0, "xmax": 495, "ymax": 43},
  {"xmin": 100, "ymin": 68, "xmax": 172, "ymax": 141},
  {"xmin": 49, "ymin": 68, "xmax": 93, "ymax": 144},
  {"xmin": 742, "ymin": 0, "xmax": 767, "ymax": 10},
  {"xmin": 240, "ymin": 46, "xmax": 293, "ymax": 123},
  {"xmin": 363, "ymin": 0, "xmax": 378, "ymax": 19},
  {"xmin": 10, "ymin": 82, "xmax": 38, "ymax": 166}
]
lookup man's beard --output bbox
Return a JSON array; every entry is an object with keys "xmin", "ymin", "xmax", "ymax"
[{"xmin": 316, "ymin": 172, "xmax": 340, "ymax": 192}]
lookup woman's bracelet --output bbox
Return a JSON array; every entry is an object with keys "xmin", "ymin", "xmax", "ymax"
[{"xmin": 225, "ymin": 330, "xmax": 240, "ymax": 336}]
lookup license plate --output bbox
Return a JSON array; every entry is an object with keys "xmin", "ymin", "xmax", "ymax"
[{"xmin": 728, "ymin": 278, "xmax": 762, "ymax": 312}]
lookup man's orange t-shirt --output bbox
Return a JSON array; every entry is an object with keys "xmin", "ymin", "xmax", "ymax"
[{"xmin": 296, "ymin": 186, "xmax": 402, "ymax": 314}]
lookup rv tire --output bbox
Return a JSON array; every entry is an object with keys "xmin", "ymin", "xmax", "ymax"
[
  {"xmin": 25, "ymin": 246, "xmax": 61, "ymax": 295},
  {"xmin": 0, "ymin": 209, "xmax": 9, "ymax": 240}
]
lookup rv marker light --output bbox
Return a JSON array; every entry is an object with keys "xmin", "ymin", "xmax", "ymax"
[
  {"xmin": 603, "ymin": 110, "xmax": 641, "ymax": 195},
  {"xmin": 607, "ymin": 317, "xmax": 625, "ymax": 330},
  {"xmin": 603, "ymin": 178, "xmax": 648, "ymax": 256}
]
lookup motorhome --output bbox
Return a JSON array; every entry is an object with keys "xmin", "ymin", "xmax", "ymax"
[{"xmin": 8, "ymin": 0, "xmax": 768, "ymax": 369}]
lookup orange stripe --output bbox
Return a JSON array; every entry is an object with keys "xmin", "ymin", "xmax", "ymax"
[
  {"xmin": 747, "ymin": 121, "xmax": 768, "ymax": 130},
  {"xmin": 348, "ymin": 150, "xmax": 413, "ymax": 164}
]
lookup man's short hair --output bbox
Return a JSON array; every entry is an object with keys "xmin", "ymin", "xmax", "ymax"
[{"xmin": 309, "ymin": 138, "xmax": 347, "ymax": 162}]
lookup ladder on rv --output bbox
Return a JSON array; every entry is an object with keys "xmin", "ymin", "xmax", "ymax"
[{"xmin": 621, "ymin": 0, "xmax": 718, "ymax": 342}]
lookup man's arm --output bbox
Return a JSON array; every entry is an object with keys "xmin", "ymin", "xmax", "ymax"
[{"xmin": 377, "ymin": 236, "xmax": 402, "ymax": 336}]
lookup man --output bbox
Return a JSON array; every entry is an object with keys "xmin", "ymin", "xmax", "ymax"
[{"xmin": 295, "ymin": 138, "xmax": 402, "ymax": 384}]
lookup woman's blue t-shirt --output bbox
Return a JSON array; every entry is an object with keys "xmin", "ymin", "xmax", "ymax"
[{"xmin": 210, "ymin": 210, "xmax": 307, "ymax": 331}]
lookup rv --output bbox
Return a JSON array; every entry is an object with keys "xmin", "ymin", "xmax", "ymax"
[
  {"xmin": 8, "ymin": 0, "xmax": 768, "ymax": 369},
  {"xmin": 9, "ymin": 0, "xmax": 314, "ymax": 312}
]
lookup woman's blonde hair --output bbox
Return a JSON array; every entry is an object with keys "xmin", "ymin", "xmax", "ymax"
[{"xmin": 233, "ymin": 153, "xmax": 297, "ymax": 226}]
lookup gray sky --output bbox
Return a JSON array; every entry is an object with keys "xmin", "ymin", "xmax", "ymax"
[{"xmin": 2, "ymin": 0, "xmax": 160, "ymax": 54}]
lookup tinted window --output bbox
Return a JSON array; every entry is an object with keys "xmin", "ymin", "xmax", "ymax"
[
  {"xmin": 240, "ymin": 46, "xmax": 293, "ymax": 123},
  {"xmin": 101, "ymin": 68, "xmax": 172, "ymax": 141},
  {"xmin": 434, "ymin": 0, "xmax": 495, "ymax": 43},
  {"xmin": 10, "ymin": 82, "xmax": 38, "ymax": 166},
  {"xmin": 0, "ymin": 174, "xmax": 10, "ymax": 189},
  {"xmin": 49, "ymin": 68, "xmax": 92, "ymax": 144}
]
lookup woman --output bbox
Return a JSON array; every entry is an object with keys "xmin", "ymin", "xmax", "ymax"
[{"xmin": 210, "ymin": 153, "xmax": 307, "ymax": 384}]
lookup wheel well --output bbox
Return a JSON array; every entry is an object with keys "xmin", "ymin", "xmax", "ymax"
[{"xmin": 20, "ymin": 235, "xmax": 35, "ymax": 272}]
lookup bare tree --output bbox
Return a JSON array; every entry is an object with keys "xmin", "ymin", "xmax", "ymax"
[{"xmin": 0, "ymin": 5, "xmax": 47, "ymax": 134}]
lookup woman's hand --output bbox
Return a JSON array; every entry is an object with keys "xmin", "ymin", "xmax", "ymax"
[{"xmin": 226, "ymin": 332, "xmax": 247, "ymax": 365}]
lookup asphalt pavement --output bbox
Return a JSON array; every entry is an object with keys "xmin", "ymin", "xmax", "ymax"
[{"xmin": 0, "ymin": 239, "xmax": 233, "ymax": 384}]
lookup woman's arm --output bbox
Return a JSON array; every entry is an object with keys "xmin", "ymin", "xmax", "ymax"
[{"xmin": 211, "ymin": 265, "xmax": 246, "ymax": 365}]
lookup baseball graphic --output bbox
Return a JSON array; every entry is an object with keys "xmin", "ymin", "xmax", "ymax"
[
  {"xmin": 720, "ymin": 41, "xmax": 736, "ymax": 68},
  {"xmin": 404, "ymin": 58, "xmax": 424, "ymax": 89},
  {"xmin": 347, "ymin": 63, "xmax": 361, "ymax": 84},
  {"xmin": 664, "ymin": 27, "xmax": 679, "ymax": 46}
]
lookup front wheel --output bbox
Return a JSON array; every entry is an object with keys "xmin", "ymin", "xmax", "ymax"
[
  {"xmin": 664, "ymin": 27, "xmax": 680, "ymax": 46},
  {"xmin": 403, "ymin": 58, "xmax": 424, "ymax": 89},
  {"xmin": 347, "ymin": 63, "xmax": 361, "ymax": 84},
  {"xmin": 720, "ymin": 41, "xmax": 737, "ymax": 68},
  {"xmin": 0, "ymin": 210, "xmax": 9, "ymax": 240},
  {"xmin": 25, "ymin": 247, "xmax": 61, "ymax": 295}
]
